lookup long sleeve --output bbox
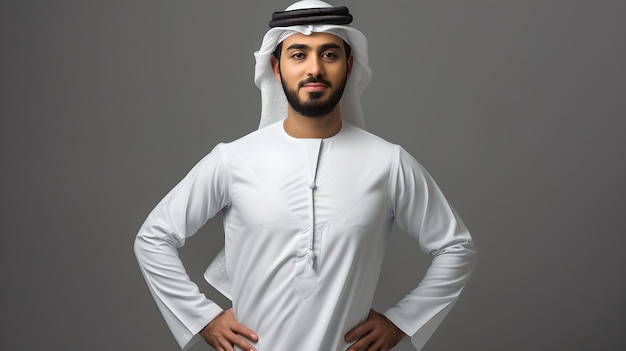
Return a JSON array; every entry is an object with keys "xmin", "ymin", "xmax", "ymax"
[
  {"xmin": 134, "ymin": 144, "xmax": 231, "ymax": 350},
  {"xmin": 384, "ymin": 146, "xmax": 477, "ymax": 351}
]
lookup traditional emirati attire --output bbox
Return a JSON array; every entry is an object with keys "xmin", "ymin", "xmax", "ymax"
[{"xmin": 134, "ymin": 1, "xmax": 476, "ymax": 350}]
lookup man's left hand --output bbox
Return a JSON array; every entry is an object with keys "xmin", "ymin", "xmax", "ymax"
[{"xmin": 344, "ymin": 309, "xmax": 406, "ymax": 351}]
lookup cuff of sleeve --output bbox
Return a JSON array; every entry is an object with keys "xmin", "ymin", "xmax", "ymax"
[
  {"xmin": 179, "ymin": 304, "xmax": 224, "ymax": 350},
  {"xmin": 384, "ymin": 302, "xmax": 455, "ymax": 351}
]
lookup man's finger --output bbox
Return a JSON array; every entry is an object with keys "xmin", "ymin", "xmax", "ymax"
[
  {"xmin": 345, "ymin": 320, "xmax": 373, "ymax": 342},
  {"xmin": 347, "ymin": 332, "xmax": 374, "ymax": 351},
  {"xmin": 201, "ymin": 308, "xmax": 258, "ymax": 351},
  {"xmin": 228, "ymin": 334, "xmax": 256, "ymax": 351},
  {"xmin": 231, "ymin": 323, "xmax": 259, "ymax": 343},
  {"xmin": 345, "ymin": 310, "xmax": 377, "ymax": 342}
]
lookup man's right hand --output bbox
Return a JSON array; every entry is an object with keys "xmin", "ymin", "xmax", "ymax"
[{"xmin": 200, "ymin": 308, "xmax": 258, "ymax": 351}]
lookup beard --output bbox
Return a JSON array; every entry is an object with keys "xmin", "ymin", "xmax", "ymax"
[{"xmin": 280, "ymin": 72, "xmax": 348, "ymax": 118}]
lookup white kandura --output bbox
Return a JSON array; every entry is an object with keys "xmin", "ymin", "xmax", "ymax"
[{"xmin": 135, "ymin": 121, "xmax": 476, "ymax": 350}]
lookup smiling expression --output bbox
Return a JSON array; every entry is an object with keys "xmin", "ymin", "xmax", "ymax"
[{"xmin": 272, "ymin": 32, "xmax": 353, "ymax": 118}]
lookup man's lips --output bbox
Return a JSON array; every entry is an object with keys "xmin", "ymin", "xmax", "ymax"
[{"xmin": 301, "ymin": 83, "xmax": 328, "ymax": 92}]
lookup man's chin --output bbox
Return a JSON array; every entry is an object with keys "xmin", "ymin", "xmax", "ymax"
[{"xmin": 302, "ymin": 91, "xmax": 326, "ymax": 101}]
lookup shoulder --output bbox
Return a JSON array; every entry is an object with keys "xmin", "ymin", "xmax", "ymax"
[
  {"xmin": 341, "ymin": 122, "xmax": 398, "ymax": 147},
  {"xmin": 339, "ymin": 124, "xmax": 431, "ymax": 179},
  {"xmin": 222, "ymin": 120, "xmax": 284, "ymax": 151},
  {"xmin": 338, "ymin": 122, "xmax": 402, "ymax": 159}
]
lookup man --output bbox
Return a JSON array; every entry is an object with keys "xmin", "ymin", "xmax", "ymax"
[{"xmin": 134, "ymin": 1, "xmax": 476, "ymax": 350}]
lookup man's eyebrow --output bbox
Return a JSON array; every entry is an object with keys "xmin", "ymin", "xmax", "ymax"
[
  {"xmin": 285, "ymin": 42, "xmax": 343, "ymax": 51},
  {"xmin": 319, "ymin": 43, "xmax": 342, "ymax": 51},
  {"xmin": 286, "ymin": 43, "xmax": 311, "ymax": 51}
]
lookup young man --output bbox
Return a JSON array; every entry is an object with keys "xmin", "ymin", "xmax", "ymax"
[{"xmin": 134, "ymin": 2, "xmax": 476, "ymax": 351}]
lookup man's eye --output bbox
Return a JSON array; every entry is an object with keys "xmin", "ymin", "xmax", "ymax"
[
  {"xmin": 291, "ymin": 53, "xmax": 305, "ymax": 60},
  {"xmin": 322, "ymin": 52, "xmax": 337, "ymax": 59}
]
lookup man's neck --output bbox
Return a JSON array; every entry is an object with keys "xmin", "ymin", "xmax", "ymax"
[{"xmin": 283, "ymin": 107, "xmax": 343, "ymax": 138}]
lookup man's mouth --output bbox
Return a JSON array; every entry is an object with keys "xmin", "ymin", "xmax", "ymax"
[
  {"xmin": 299, "ymin": 77, "xmax": 331, "ymax": 92},
  {"xmin": 301, "ymin": 83, "xmax": 328, "ymax": 92}
]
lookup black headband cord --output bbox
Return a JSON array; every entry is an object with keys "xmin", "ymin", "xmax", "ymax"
[{"xmin": 269, "ymin": 6, "xmax": 353, "ymax": 28}]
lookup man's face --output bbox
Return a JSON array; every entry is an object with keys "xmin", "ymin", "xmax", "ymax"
[{"xmin": 271, "ymin": 32, "xmax": 353, "ymax": 118}]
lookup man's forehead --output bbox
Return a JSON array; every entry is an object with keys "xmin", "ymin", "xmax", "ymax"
[{"xmin": 281, "ymin": 32, "xmax": 345, "ymax": 48}]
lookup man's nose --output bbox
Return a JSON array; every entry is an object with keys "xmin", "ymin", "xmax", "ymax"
[{"xmin": 306, "ymin": 56, "xmax": 324, "ymax": 76}]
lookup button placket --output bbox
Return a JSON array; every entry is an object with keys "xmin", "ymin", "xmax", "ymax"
[{"xmin": 294, "ymin": 139, "xmax": 323, "ymax": 297}]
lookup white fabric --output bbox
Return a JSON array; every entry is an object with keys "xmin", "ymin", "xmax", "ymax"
[
  {"xmin": 134, "ymin": 121, "xmax": 476, "ymax": 350},
  {"xmin": 255, "ymin": 0, "xmax": 372, "ymax": 129}
]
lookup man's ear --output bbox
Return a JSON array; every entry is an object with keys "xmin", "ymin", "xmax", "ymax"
[
  {"xmin": 346, "ymin": 55, "xmax": 354, "ymax": 81},
  {"xmin": 271, "ymin": 56, "xmax": 282, "ymax": 82}
]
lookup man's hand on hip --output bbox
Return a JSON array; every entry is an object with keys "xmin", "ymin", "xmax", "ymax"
[
  {"xmin": 344, "ymin": 309, "xmax": 406, "ymax": 351},
  {"xmin": 200, "ymin": 308, "xmax": 258, "ymax": 351}
]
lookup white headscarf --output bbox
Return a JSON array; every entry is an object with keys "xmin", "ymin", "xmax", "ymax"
[{"xmin": 254, "ymin": 0, "xmax": 372, "ymax": 129}]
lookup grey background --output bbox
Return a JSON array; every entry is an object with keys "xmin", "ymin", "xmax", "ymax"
[{"xmin": 1, "ymin": 0, "xmax": 625, "ymax": 350}]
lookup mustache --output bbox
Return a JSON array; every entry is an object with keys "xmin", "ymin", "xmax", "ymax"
[{"xmin": 298, "ymin": 76, "xmax": 332, "ymax": 89}]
